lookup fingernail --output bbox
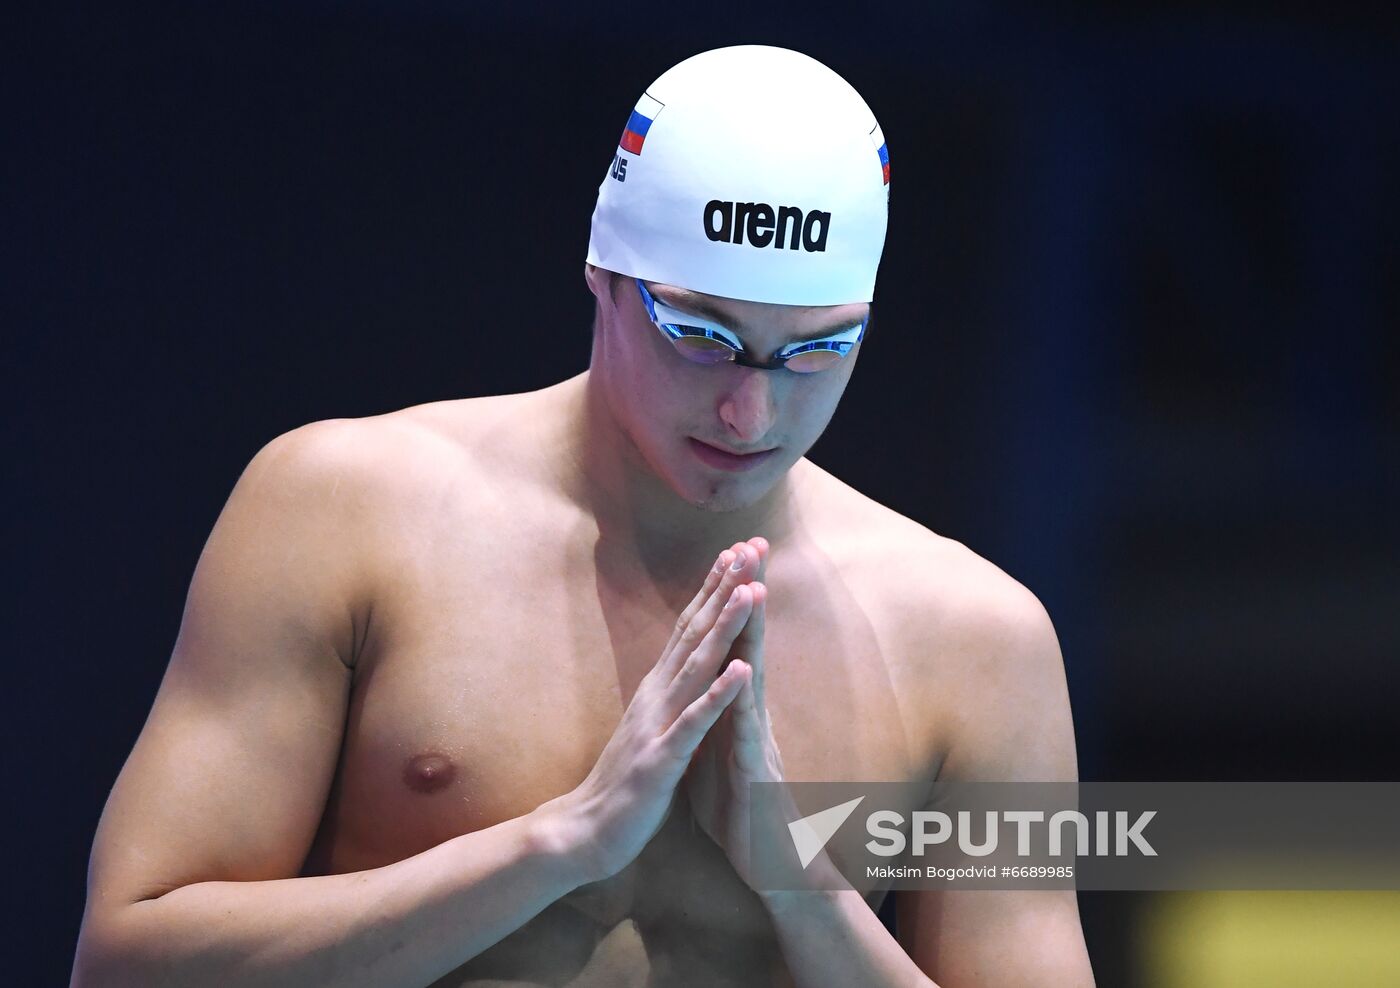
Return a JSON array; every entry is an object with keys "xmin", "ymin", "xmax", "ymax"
[
  {"xmin": 730, "ymin": 551, "xmax": 746, "ymax": 572},
  {"xmin": 714, "ymin": 553, "xmax": 729, "ymax": 573}
]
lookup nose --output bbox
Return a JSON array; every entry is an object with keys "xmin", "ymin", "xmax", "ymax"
[{"xmin": 717, "ymin": 366, "xmax": 778, "ymax": 444}]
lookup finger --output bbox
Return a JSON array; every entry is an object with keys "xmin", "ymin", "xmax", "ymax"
[
  {"xmin": 736, "ymin": 679, "xmax": 787, "ymax": 782},
  {"xmin": 729, "ymin": 677, "xmax": 769, "ymax": 778},
  {"xmin": 655, "ymin": 549, "xmax": 740, "ymax": 683},
  {"xmin": 659, "ymin": 659, "xmax": 751, "ymax": 769},
  {"xmin": 658, "ymin": 544, "xmax": 758, "ymax": 682},
  {"xmin": 669, "ymin": 582, "xmax": 755, "ymax": 704},
  {"xmin": 659, "ymin": 549, "xmax": 734, "ymax": 660},
  {"xmin": 735, "ymin": 535, "xmax": 768, "ymax": 682},
  {"xmin": 729, "ymin": 580, "xmax": 767, "ymax": 714},
  {"xmin": 749, "ymin": 536, "xmax": 770, "ymax": 585}
]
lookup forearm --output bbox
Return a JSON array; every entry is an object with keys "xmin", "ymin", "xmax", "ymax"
[
  {"xmin": 763, "ymin": 889, "xmax": 939, "ymax": 988},
  {"xmin": 72, "ymin": 802, "xmax": 590, "ymax": 988}
]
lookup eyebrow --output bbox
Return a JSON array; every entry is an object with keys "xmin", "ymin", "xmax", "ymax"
[{"xmin": 648, "ymin": 284, "xmax": 868, "ymax": 344}]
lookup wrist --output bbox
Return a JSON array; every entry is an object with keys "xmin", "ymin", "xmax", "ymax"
[
  {"xmin": 755, "ymin": 844, "xmax": 853, "ymax": 903},
  {"xmin": 526, "ymin": 792, "xmax": 607, "ymax": 890},
  {"xmin": 759, "ymin": 886, "xmax": 837, "ymax": 914}
]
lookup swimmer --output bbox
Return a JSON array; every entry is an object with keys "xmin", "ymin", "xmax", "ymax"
[{"xmin": 71, "ymin": 45, "xmax": 1094, "ymax": 987}]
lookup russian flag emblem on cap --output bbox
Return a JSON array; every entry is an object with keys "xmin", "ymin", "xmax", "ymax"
[
  {"xmin": 619, "ymin": 93, "xmax": 665, "ymax": 156},
  {"xmin": 869, "ymin": 123, "xmax": 889, "ymax": 184}
]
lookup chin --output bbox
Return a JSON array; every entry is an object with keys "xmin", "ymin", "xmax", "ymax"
[
  {"xmin": 677, "ymin": 469, "xmax": 775, "ymax": 514},
  {"xmin": 636, "ymin": 430, "xmax": 786, "ymax": 513},
  {"xmin": 689, "ymin": 488, "xmax": 759, "ymax": 513}
]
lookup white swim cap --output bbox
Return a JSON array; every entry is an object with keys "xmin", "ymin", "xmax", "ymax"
[{"xmin": 586, "ymin": 45, "xmax": 890, "ymax": 306}]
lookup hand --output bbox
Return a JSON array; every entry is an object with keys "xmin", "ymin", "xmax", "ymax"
[
  {"xmin": 683, "ymin": 540, "xmax": 756, "ymax": 859},
  {"xmin": 541, "ymin": 548, "xmax": 757, "ymax": 886},
  {"xmin": 686, "ymin": 540, "xmax": 845, "ymax": 894}
]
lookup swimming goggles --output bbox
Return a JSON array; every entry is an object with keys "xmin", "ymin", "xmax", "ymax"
[{"xmin": 635, "ymin": 278, "xmax": 867, "ymax": 373}]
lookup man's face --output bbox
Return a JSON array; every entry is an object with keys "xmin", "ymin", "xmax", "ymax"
[{"xmin": 586, "ymin": 265, "xmax": 869, "ymax": 512}]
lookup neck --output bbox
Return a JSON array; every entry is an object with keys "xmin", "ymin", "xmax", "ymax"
[{"xmin": 542, "ymin": 371, "xmax": 803, "ymax": 575}]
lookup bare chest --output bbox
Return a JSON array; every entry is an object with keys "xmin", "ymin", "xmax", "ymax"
[{"xmin": 304, "ymin": 534, "xmax": 939, "ymax": 964}]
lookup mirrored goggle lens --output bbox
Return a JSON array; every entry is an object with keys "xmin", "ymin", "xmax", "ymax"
[
  {"xmin": 782, "ymin": 347, "xmax": 847, "ymax": 373},
  {"xmin": 671, "ymin": 333, "xmax": 738, "ymax": 365}
]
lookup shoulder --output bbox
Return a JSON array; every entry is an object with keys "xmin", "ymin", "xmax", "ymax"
[
  {"xmin": 219, "ymin": 398, "xmax": 535, "ymax": 654},
  {"xmin": 797, "ymin": 461, "xmax": 1052, "ymax": 653},
  {"xmin": 798, "ymin": 464, "xmax": 1073, "ymax": 778},
  {"xmin": 227, "ymin": 397, "xmax": 512, "ymax": 575},
  {"xmin": 247, "ymin": 392, "xmax": 535, "ymax": 510}
]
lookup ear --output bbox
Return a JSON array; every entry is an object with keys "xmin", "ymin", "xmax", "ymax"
[{"xmin": 584, "ymin": 263, "xmax": 613, "ymax": 305}]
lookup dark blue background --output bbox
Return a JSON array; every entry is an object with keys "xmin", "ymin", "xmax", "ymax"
[{"xmin": 11, "ymin": 3, "xmax": 1398, "ymax": 983}]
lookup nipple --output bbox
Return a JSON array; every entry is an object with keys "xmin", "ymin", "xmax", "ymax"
[{"xmin": 403, "ymin": 752, "xmax": 457, "ymax": 794}]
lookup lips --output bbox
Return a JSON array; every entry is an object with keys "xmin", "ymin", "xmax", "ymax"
[{"xmin": 687, "ymin": 438, "xmax": 779, "ymax": 472}]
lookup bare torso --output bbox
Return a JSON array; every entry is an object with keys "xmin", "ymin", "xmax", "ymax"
[{"xmin": 298, "ymin": 381, "xmax": 976, "ymax": 986}]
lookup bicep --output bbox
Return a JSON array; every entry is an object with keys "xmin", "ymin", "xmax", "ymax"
[
  {"xmin": 899, "ymin": 580, "xmax": 1093, "ymax": 984},
  {"xmin": 936, "ymin": 582, "xmax": 1078, "ymax": 784},
  {"xmin": 85, "ymin": 422, "xmax": 367, "ymax": 917},
  {"xmin": 897, "ymin": 888, "xmax": 1092, "ymax": 986}
]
